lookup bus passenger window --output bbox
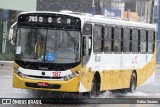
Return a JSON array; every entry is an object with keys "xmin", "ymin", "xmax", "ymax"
[
  {"xmin": 123, "ymin": 28, "xmax": 130, "ymax": 52},
  {"xmin": 148, "ymin": 30, "xmax": 154, "ymax": 53},
  {"xmin": 132, "ymin": 29, "xmax": 139, "ymax": 53},
  {"xmin": 114, "ymin": 27, "xmax": 121, "ymax": 52},
  {"xmin": 93, "ymin": 25, "xmax": 103, "ymax": 53},
  {"xmin": 104, "ymin": 26, "xmax": 112, "ymax": 52},
  {"xmin": 140, "ymin": 29, "xmax": 147, "ymax": 53}
]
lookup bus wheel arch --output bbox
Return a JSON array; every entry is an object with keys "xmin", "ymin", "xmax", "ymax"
[
  {"xmin": 130, "ymin": 70, "xmax": 137, "ymax": 93},
  {"xmin": 90, "ymin": 71, "xmax": 101, "ymax": 97}
]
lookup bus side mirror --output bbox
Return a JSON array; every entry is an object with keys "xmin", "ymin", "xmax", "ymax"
[
  {"xmin": 88, "ymin": 38, "xmax": 91, "ymax": 49},
  {"xmin": 83, "ymin": 36, "xmax": 91, "ymax": 56},
  {"xmin": 9, "ymin": 22, "xmax": 17, "ymax": 45}
]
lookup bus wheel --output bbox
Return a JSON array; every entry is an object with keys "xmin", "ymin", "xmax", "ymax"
[
  {"xmin": 129, "ymin": 72, "xmax": 137, "ymax": 93},
  {"xmin": 90, "ymin": 73, "xmax": 100, "ymax": 97}
]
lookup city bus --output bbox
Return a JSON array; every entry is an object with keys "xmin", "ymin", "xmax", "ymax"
[{"xmin": 9, "ymin": 11, "xmax": 156, "ymax": 97}]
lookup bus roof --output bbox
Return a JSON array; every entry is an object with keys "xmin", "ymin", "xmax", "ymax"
[{"xmin": 19, "ymin": 11, "xmax": 157, "ymax": 31}]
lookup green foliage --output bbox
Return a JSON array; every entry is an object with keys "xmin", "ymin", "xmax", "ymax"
[
  {"xmin": 0, "ymin": 53, "xmax": 14, "ymax": 61},
  {"xmin": 0, "ymin": 39, "xmax": 14, "ymax": 61}
]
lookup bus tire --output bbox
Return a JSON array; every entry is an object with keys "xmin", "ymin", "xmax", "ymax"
[
  {"xmin": 90, "ymin": 72, "xmax": 101, "ymax": 97},
  {"xmin": 129, "ymin": 72, "xmax": 137, "ymax": 93}
]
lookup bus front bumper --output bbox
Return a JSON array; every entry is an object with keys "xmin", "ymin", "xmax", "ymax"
[{"xmin": 12, "ymin": 72, "xmax": 80, "ymax": 92}]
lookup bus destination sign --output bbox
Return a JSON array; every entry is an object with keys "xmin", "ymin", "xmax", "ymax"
[{"xmin": 18, "ymin": 13, "xmax": 81, "ymax": 29}]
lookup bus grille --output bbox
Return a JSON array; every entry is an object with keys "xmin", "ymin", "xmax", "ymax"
[
  {"xmin": 26, "ymin": 75, "xmax": 62, "ymax": 79},
  {"xmin": 25, "ymin": 83, "xmax": 61, "ymax": 89}
]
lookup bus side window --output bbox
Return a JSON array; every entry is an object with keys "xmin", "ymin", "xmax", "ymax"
[
  {"xmin": 103, "ymin": 26, "xmax": 112, "ymax": 52},
  {"xmin": 140, "ymin": 29, "xmax": 147, "ymax": 53},
  {"xmin": 93, "ymin": 25, "xmax": 103, "ymax": 53},
  {"xmin": 83, "ymin": 24, "xmax": 92, "ymax": 35},
  {"xmin": 123, "ymin": 28, "xmax": 130, "ymax": 52},
  {"xmin": 132, "ymin": 29, "xmax": 139, "ymax": 53},
  {"xmin": 148, "ymin": 30, "xmax": 154, "ymax": 53},
  {"xmin": 104, "ymin": 26, "xmax": 112, "ymax": 53},
  {"xmin": 113, "ymin": 27, "xmax": 121, "ymax": 52}
]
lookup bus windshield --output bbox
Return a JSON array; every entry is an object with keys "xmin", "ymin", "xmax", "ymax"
[{"xmin": 16, "ymin": 28, "xmax": 81, "ymax": 63}]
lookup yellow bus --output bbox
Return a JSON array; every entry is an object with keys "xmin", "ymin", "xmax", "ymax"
[{"xmin": 9, "ymin": 11, "xmax": 156, "ymax": 97}]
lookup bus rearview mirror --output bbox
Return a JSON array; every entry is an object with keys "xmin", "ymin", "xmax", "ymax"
[{"xmin": 9, "ymin": 22, "xmax": 17, "ymax": 45}]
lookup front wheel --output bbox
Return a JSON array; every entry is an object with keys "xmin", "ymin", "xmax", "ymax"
[{"xmin": 129, "ymin": 72, "xmax": 137, "ymax": 93}]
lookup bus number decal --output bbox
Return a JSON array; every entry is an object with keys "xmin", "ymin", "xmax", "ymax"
[
  {"xmin": 52, "ymin": 71, "xmax": 61, "ymax": 77},
  {"xmin": 95, "ymin": 56, "xmax": 101, "ymax": 62}
]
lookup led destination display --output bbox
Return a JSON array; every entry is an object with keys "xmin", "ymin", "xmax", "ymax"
[{"xmin": 18, "ymin": 13, "xmax": 81, "ymax": 30}]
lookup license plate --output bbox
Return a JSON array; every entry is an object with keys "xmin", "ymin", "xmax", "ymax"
[{"xmin": 37, "ymin": 82, "xmax": 49, "ymax": 87}]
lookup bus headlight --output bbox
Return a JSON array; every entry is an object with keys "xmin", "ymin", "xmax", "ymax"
[
  {"xmin": 63, "ymin": 72, "xmax": 77, "ymax": 81},
  {"xmin": 63, "ymin": 76, "xmax": 69, "ymax": 81},
  {"xmin": 15, "ymin": 68, "xmax": 26, "ymax": 78},
  {"xmin": 68, "ymin": 75, "xmax": 72, "ymax": 79},
  {"xmin": 72, "ymin": 72, "xmax": 76, "ymax": 77}
]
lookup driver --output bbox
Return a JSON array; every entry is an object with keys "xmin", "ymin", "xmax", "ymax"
[{"xmin": 35, "ymin": 36, "xmax": 45, "ymax": 60}]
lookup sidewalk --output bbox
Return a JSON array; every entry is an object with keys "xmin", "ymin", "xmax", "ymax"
[{"xmin": 0, "ymin": 61, "xmax": 13, "ymax": 73}]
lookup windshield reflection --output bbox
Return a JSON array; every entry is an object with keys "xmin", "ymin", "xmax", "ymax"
[{"xmin": 16, "ymin": 28, "xmax": 80, "ymax": 63}]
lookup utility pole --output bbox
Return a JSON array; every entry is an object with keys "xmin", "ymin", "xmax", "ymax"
[
  {"xmin": 2, "ymin": 21, "xmax": 7, "ymax": 54},
  {"xmin": 2, "ymin": 10, "xmax": 8, "ymax": 54},
  {"xmin": 95, "ymin": 0, "xmax": 101, "ymax": 15},
  {"xmin": 92, "ymin": 0, "xmax": 96, "ymax": 15}
]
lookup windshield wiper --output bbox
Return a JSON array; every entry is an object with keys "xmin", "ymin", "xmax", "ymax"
[{"xmin": 65, "ymin": 30, "xmax": 78, "ymax": 46}]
